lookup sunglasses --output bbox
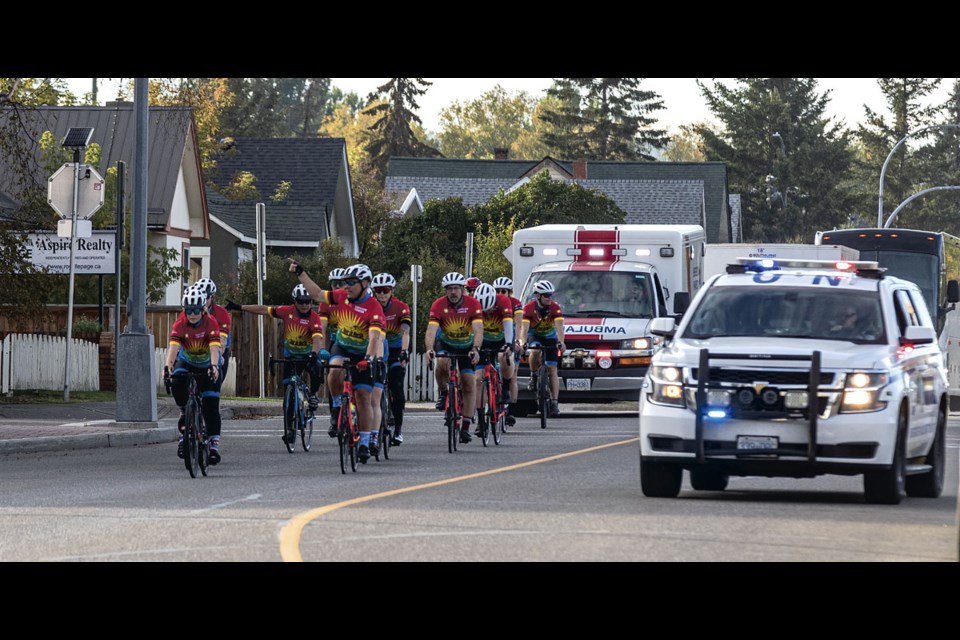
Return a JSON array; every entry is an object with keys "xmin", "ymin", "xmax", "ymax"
[
  {"xmin": 466, "ymin": 288, "xmax": 476, "ymax": 294},
  {"xmin": 374, "ymin": 287, "xmax": 393, "ymax": 294},
  {"xmin": 342, "ymin": 279, "xmax": 360, "ymax": 287},
  {"xmin": 184, "ymin": 307, "xmax": 203, "ymax": 315},
  {"xmin": 496, "ymin": 289, "xmax": 511, "ymax": 294},
  {"xmin": 539, "ymin": 293, "xmax": 553, "ymax": 298},
  {"xmin": 295, "ymin": 298, "xmax": 312, "ymax": 304}
]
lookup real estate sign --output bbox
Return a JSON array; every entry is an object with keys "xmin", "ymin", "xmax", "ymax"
[{"xmin": 22, "ymin": 230, "xmax": 116, "ymax": 275}]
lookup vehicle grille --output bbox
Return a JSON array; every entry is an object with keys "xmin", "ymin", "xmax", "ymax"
[{"xmin": 691, "ymin": 368, "xmax": 835, "ymax": 386}]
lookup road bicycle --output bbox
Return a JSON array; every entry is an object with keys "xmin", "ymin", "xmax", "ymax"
[
  {"xmin": 269, "ymin": 356, "xmax": 315, "ymax": 453},
  {"xmin": 476, "ymin": 348, "xmax": 509, "ymax": 446},
  {"xmin": 164, "ymin": 367, "xmax": 211, "ymax": 478},
  {"xmin": 433, "ymin": 351, "xmax": 464, "ymax": 453},
  {"xmin": 322, "ymin": 360, "xmax": 365, "ymax": 473},
  {"xmin": 525, "ymin": 342, "xmax": 552, "ymax": 430}
]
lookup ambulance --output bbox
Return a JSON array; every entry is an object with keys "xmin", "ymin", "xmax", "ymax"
[{"xmin": 507, "ymin": 224, "xmax": 705, "ymax": 410}]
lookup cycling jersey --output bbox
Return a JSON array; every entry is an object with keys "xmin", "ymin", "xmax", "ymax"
[
  {"xmin": 208, "ymin": 303, "xmax": 232, "ymax": 350},
  {"xmin": 523, "ymin": 300, "xmax": 564, "ymax": 339},
  {"xmin": 169, "ymin": 314, "xmax": 221, "ymax": 367},
  {"xmin": 380, "ymin": 297, "xmax": 412, "ymax": 350},
  {"xmin": 482, "ymin": 293, "xmax": 515, "ymax": 344},
  {"xmin": 321, "ymin": 288, "xmax": 384, "ymax": 356},
  {"xmin": 429, "ymin": 295, "xmax": 483, "ymax": 350},
  {"xmin": 267, "ymin": 304, "xmax": 323, "ymax": 357}
]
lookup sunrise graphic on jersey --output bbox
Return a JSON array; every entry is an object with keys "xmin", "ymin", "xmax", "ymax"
[
  {"xmin": 381, "ymin": 299, "xmax": 411, "ymax": 347},
  {"xmin": 169, "ymin": 315, "xmax": 221, "ymax": 367},
  {"xmin": 336, "ymin": 306, "xmax": 384, "ymax": 352},
  {"xmin": 269, "ymin": 305, "xmax": 322, "ymax": 356},
  {"xmin": 524, "ymin": 300, "xmax": 564, "ymax": 338}
]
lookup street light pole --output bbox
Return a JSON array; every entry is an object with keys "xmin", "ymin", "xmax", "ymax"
[{"xmin": 878, "ymin": 123, "xmax": 960, "ymax": 227}]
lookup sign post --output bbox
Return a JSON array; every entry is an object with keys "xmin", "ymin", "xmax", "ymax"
[{"xmin": 48, "ymin": 160, "xmax": 105, "ymax": 401}]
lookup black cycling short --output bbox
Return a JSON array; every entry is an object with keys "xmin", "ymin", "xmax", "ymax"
[
  {"xmin": 436, "ymin": 341, "xmax": 476, "ymax": 376},
  {"xmin": 330, "ymin": 343, "xmax": 384, "ymax": 390},
  {"xmin": 527, "ymin": 336, "xmax": 559, "ymax": 365}
]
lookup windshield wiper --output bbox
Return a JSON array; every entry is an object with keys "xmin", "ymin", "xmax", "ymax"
[{"xmin": 569, "ymin": 309, "xmax": 629, "ymax": 317}]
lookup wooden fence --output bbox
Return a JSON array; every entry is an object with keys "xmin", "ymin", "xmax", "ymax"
[{"xmin": 1, "ymin": 333, "xmax": 100, "ymax": 393}]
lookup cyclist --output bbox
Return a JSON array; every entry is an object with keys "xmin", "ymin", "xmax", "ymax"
[
  {"xmin": 290, "ymin": 260, "xmax": 386, "ymax": 463},
  {"xmin": 425, "ymin": 271, "xmax": 483, "ymax": 443},
  {"xmin": 472, "ymin": 282, "xmax": 515, "ymax": 436},
  {"xmin": 164, "ymin": 287, "xmax": 223, "ymax": 463},
  {"xmin": 193, "ymin": 278, "xmax": 232, "ymax": 392},
  {"xmin": 372, "ymin": 272, "xmax": 412, "ymax": 446},
  {"xmin": 465, "ymin": 276, "xmax": 482, "ymax": 298},
  {"xmin": 493, "ymin": 276, "xmax": 523, "ymax": 426},
  {"xmin": 225, "ymin": 284, "xmax": 327, "ymax": 444},
  {"xmin": 319, "ymin": 267, "xmax": 348, "ymax": 419},
  {"xmin": 518, "ymin": 280, "xmax": 565, "ymax": 418}
]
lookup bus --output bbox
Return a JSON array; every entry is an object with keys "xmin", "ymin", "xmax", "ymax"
[{"xmin": 816, "ymin": 227, "xmax": 960, "ymax": 408}]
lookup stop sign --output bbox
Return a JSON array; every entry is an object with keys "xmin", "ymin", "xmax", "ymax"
[{"xmin": 47, "ymin": 163, "xmax": 105, "ymax": 219}]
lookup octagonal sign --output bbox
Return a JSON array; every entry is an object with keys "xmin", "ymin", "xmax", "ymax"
[{"xmin": 47, "ymin": 163, "xmax": 105, "ymax": 219}]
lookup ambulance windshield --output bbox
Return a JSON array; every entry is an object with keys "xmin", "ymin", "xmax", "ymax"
[{"xmin": 525, "ymin": 271, "xmax": 655, "ymax": 318}]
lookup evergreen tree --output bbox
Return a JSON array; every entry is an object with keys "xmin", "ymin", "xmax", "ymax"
[
  {"xmin": 856, "ymin": 78, "xmax": 953, "ymax": 228},
  {"xmin": 696, "ymin": 78, "xmax": 856, "ymax": 242},
  {"xmin": 362, "ymin": 78, "xmax": 443, "ymax": 180},
  {"xmin": 538, "ymin": 78, "xmax": 668, "ymax": 161},
  {"xmin": 218, "ymin": 78, "xmax": 332, "ymax": 138}
]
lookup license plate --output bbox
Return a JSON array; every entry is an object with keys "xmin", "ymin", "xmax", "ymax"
[
  {"xmin": 736, "ymin": 436, "xmax": 778, "ymax": 450},
  {"xmin": 565, "ymin": 378, "xmax": 591, "ymax": 391}
]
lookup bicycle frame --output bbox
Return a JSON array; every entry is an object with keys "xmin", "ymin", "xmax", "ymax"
[
  {"xmin": 322, "ymin": 360, "xmax": 363, "ymax": 473},
  {"xmin": 166, "ymin": 368, "xmax": 210, "ymax": 478},
  {"xmin": 434, "ymin": 352, "xmax": 464, "ymax": 453},
  {"xmin": 269, "ymin": 357, "xmax": 315, "ymax": 453}
]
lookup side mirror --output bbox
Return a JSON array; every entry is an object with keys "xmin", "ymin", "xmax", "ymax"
[
  {"xmin": 673, "ymin": 292, "xmax": 690, "ymax": 315},
  {"xmin": 901, "ymin": 325, "xmax": 936, "ymax": 345},
  {"xmin": 948, "ymin": 280, "xmax": 960, "ymax": 304},
  {"xmin": 650, "ymin": 317, "xmax": 676, "ymax": 338}
]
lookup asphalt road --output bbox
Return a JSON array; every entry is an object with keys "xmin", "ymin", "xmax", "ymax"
[{"xmin": 0, "ymin": 410, "xmax": 957, "ymax": 562}]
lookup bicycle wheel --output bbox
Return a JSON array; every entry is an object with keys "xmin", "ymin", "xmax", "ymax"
[
  {"xmin": 491, "ymin": 373, "xmax": 502, "ymax": 446},
  {"xmin": 479, "ymin": 377, "xmax": 490, "ymax": 447},
  {"xmin": 184, "ymin": 398, "xmax": 199, "ymax": 478},
  {"xmin": 300, "ymin": 384, "xmax": 313, "ymax": 452},
  {"xmin": 379, "ymin": 390, "xmax": 390, "ymax": 461},
  {"xmin": 198, "ymin": 411, "xmax": 208, "ymax": 476},
  {"xmin": 337, "ymin": 396, "xmax": 350, "ymax": 474},
  {"xmin": 445, "ymin": 382, "xmax": 456, "ymax": 453},
  {"xmin": 538, "ymin": 366, "xmax": 549, "ymax": 430},
  {"xmin": 283, "ymin": 383, "xmax": 297, "ymax": 453}
]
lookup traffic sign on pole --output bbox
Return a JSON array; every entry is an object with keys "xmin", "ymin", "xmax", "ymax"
[{"xmin": 47, "ymin": 163, "xmax": 105, "ymax": 219}]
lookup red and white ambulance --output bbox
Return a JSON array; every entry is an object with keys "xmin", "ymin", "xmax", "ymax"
[{"xmin": 508, "ymin": 224, "xmax": 705, "ymax": 408}]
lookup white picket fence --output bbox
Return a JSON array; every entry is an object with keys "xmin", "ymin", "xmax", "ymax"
[
  {"xmin": 153, "ymin": 348, "xmax": 238, "ymax": 396},
  {"xmin": 0, "ymin": 333, "xmax": 100, "ymax": 393}
]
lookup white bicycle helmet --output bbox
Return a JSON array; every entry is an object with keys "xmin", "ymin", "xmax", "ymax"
[
  {"xmin": 533, "ymin": 280, "xmax": 556, "ymax": 295},
  {"xmin": 372, "ymin": 272, "xmax": 397, "ymax": 288},
  {"xmin": 492, "ymin": 276, "xmax": 513, "ymax": 291},
  {"xmin": 329, "ymin": 267, "xmax": 346, "ymax": 282},
  {"xmin": 292, "ymin": 283, "xmax": 311, "ymax": 301},
  {"xmin": 194, "ymin": 277, "xmax": 216, "ymax": 297},
  {"xmin": 474, "ymin": 283, "xmax": 498, "ymax": 311},
  {"xmin": 182, "ymin": 287, "xmax": 207, "ymax": 309},
  {"xmin": 344, "ymin": 264, "xmax": 372, "ymax": 282},
  {"xmin": 441, "ymin": 272, "xmax": 466, "ymax": 287}
]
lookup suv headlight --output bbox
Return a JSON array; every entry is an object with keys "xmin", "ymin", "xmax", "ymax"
[
  {"xmin": 648, "ymin": 365, "xmax": 685, "ymax": 407},
  {"xmin": 840, "ymin": 371, "xmax": 889, "ymax": 413}
]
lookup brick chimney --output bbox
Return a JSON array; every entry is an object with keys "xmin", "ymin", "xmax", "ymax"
[
  {"xmin": 572, "ymin": 158, "xmax": 588, "ymax": 179},
  {"xmin": 494, "ymin": 147, "xmax": 509, "ymax": 160}
]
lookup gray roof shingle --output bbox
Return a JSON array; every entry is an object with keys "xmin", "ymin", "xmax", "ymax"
[
  {"xmin": 207, "ymin": 191, "xmax": 328, "ymax": 244},
  {"xmin": 0, "ymin": 105, "xmax": 195, "ymax": 221},
  {"xmin": 385, "ymin": 157, "xmax": 730, "ymax": 242}
]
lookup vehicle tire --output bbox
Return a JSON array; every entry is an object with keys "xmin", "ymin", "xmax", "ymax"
[
  {"xmin": 283, "ymin": 384, "xmax": 296, "ymax": 454},
  {"xmin": 639, "ymin": 456, "xmax": 682, "ymax": 498},
  {"xmin": 184, "ymin": 399, "xmax": 199, "ymax": 478},
  {"xmin": 689, "ymin": 467, "xmax": 729, "ymax": 491},
  {"xmin": 864, "ymin": 405, "xmax": 908, "ymax": 505},
  {"xmin": 906, "ymin": 401, "xmax": 946, "ymax": 498}
]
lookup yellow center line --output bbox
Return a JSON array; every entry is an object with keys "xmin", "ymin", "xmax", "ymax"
[{"xmin": 279, "ymin": 437, "xmax": 640, "ymax": 562}]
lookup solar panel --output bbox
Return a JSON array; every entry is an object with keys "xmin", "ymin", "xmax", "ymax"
[{"xmin": 62, "ymin": 127, "xmax": 93, "ymax": 148}]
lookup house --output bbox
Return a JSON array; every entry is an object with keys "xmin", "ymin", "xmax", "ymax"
[
  {"xmin": 385, "ymin": 156, "xmax": 737, "ymax": 243},
  {"xmin": 197, "ymin": 137, "xmax": 358, "ymax": 287},
  {"xmin": 0, "ymin": 103, "xmax": 210, "ymax": 305}
]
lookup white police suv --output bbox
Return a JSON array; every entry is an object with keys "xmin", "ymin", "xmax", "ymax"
[{"xmin": 639, "ymin": 258, "xmax": 953, "ymax": 504}]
